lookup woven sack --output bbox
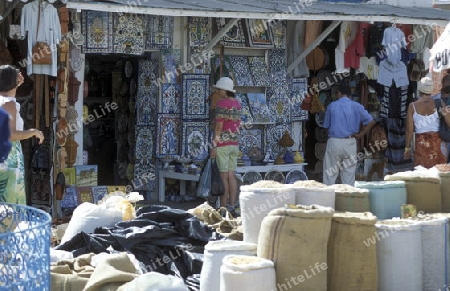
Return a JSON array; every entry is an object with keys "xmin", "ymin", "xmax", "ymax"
[
  {"xmin": 435, "ymin": 164, "xmax": 450, "ymax": 212},
  {"xmin": 257, "ymin": 205, "xmax": 334, "ymax": 291},
  {"xmin": 239, "ymin": 181, "xmax": 295, "ymax": 244},
  {"xmin": 327, "ymin": 212, "xmax": 378, "ymax": 291},
  {"xmin": 327, "ymin": 184, "xmax": 370, "ymax": 212},
  {"xmin": 220, "ymin": 255, "xmax": 276, "ymax": 291},
  {"xmin": 376, "ymin": 220, "xmax": 422, "ymax": 291},
  {"xmin": 384, "ymin": 171, "xmax": 441, "ymax": 213}
]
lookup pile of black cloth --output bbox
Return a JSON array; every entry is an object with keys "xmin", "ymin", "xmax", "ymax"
[{"xmin": 56, "ymin": 204, "xmax": 226, "ymax": 290}]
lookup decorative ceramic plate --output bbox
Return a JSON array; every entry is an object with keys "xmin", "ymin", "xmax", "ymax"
[
  {"xmin": 242, "ymin": 171, "xmax": 262, "ymax": 185},
  {"xmin": 285, "ymin": 170, "xmax": 308, "ymax": 184},
  {"xmin": 315, "ymin": 127, "xmax": 328, "ymax": 143},
  {"xmin": 315, "ymin": 112, "xmax": 325, "ymax": 127},
  {"xmin": 264, "ymin": 170, "xmax": 285, "ymax": 183},
  {"xmin": 315, "ymin": 142, "xmax": 327, "ymax": 161}
]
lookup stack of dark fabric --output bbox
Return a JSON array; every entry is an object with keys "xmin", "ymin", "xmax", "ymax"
[{"xmin": 56, "ymin": 205, "xmax": 225, "ymax": 290}]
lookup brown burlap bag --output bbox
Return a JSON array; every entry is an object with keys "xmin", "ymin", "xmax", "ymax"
[
  {"xmin": 257, "ymin": 205, "xmax": 334, "ymax": 291},
  {"xmin": 385, "ymin": 172, "xmax": 441, "ymax": 213},
  {"xmin": 328, "ymin": 184, "xmax": 370, "ymax": 212},
  {"xmin": 327, "ymin": 212, "xmax": 378, "ymax": 291},
  {"xmin": 435, "ymin": 164, "xmax": 450, "ymax": 212}
]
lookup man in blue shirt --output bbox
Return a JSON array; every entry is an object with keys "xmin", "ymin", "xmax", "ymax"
[{"xmin": 323, "ymin": 84, "xmax": 375, "ymax": 185}]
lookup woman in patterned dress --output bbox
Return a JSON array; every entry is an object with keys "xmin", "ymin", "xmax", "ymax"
[
  {"xmin": 0, "ymin": 65, "xmax": 44, "ymax": 204},
  {"xmin": 404, "ymin": 76, "xmax": 449, "ymax": 168}
]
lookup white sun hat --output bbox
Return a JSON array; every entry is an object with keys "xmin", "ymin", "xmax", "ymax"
[{"xmin": 213, "ymin": 77, "xmax": 236, "ymax": 93}]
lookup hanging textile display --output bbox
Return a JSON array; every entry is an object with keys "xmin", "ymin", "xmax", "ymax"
[
  {"xmin": 82, "ymin": 11, "xmax": 113, "ymax": 54},
  {"xmin": 113, "ymin": 13, "xmax": 145, "ymax": 55},
  {"xmin": 21, "ymin": 0, "xmax": 61, "ymax": 76},
  {"xmin": 145, "ymin": 15, "xmax": 174, "ymax": 50}
]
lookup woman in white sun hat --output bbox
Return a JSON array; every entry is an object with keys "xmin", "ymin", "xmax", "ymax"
[
  {"xmin": 404, "ymin": 76, "xmax": 446, "ymax": 168},
  {"xmin": 211, "ymin": 77, "xmax": 242, "ymax": 215}
]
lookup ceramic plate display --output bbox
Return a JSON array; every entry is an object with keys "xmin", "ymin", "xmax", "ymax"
[
  {"xmin": 160, "ymin": 84, "xmax": 181, "ymax": 114},
  {"xmin": 315, "ymin": 142, "xmax": 327, "ymax": 161},
  {"xmin": 215, "ymin": 18, "xmax": 246, "ymax": 47},
  {"xmin": 138, "ymin": 59, "xmax": 159, "ymax": 95},
  {"xmin": 242, "ymin": 171, "xmax": 263, "ymax": 186},
  {"xmin": 267, "ymin": 87, "xmax": 290, "ymax": 124},
  {"xmin": 285, "ymin": 170, "xmax": 308, "ymax": 184},
  {"xmin": 315, "ymin": 111, "xmax": 326, "ymax": 128},
  {"xmin": 181, "ymin": 121, "xmax": 209, "ymax": 160},
  {"xmin": 268, "ymin": 49, "xmax": 286, "ymax": 75},
  {"xmin": 227, "ymin": 55, "xmax": 254, "ymax": 87},
  {"xmin": 161, "ymin": 49, "xmax": 181, "ymax": 84},
  {"xmin": 189, "ymin": 17, "xmax": 210, "ymax": 48},
  {"xmin": 315, "ymin": 127, "xmax": 328, "ymax": 143},
  {"xmin": 247, "ymin": 93, "xmax": 271, "ymax": 123},
  {"xmin": 264, "ymin": 170, "xmax": 285, "ymax": 183},
  {"xmin": 135, "ymin": 126, "xmax": 155, "ymax": 160},
  {"xmin": 239, "ymin": 128, "xmax": 263, "ymax": 156},
  {"xmin": 265, "ymin": 123, "xmax": 292, "ymax": 157},
  {"xmin": 248, "ymin": 56, "xmax": 270, "ymax": 87}
]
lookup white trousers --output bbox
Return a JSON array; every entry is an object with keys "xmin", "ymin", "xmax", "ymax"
[{"xmin": 323, "ymin": 137, "xmax": 357, "ymax": 186}]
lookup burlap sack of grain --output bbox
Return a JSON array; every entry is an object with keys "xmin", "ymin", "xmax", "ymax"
[
  {"xmin": 290, "ymin": 180, "xmax": 335, "ymax": 208},
  {"xmin": 257, "ymin": 204, "xmax": 334, "ymax": 291},
  {"xmin": 327, "ymin": 184, "xmax": 370, "ymax": 212},
  {"xmin": 327, "ymin": 212, "xmax": 378, "ymax": 291},
  {"xmin": 220, "ymin": 255, "xmax": 276, "ymax": 291},
  {"xmin": 200, "ymin": 240, "xmax": 257, "ymax": 291},
  {"xmin": 384, "ymin": 168, "xmax": 441, "ymax": 213},
  {"xmin": 435, "ymin": 164, "xmax": 450, "ymax": 212},
  {"xmin": 240, "ymin": 181, "xmax": 295, "ymax": 244}
]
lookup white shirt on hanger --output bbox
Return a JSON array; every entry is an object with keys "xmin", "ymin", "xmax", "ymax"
[{"xmin": 20, "ymin": 0, "xmax": 61, "ymax": 77}]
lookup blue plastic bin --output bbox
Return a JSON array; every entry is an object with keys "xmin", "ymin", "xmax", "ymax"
[
  {"xmin": 355, "ymin": 181, "xmax": 407, "ymax": 220},
  {"xmin": 0, "ymin": 203, "xmax": 51, "ymax": 291}
]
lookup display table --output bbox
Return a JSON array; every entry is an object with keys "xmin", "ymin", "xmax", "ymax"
[
  {"xmin": 158, "ymin": 163, "xmax": 307, "ymax": 202},
  {"xmin": 158, "ymin": 171, "xmax": 200, "ymax": 202},
  {"xmin": 235, "ymin": 163, "xmax": 307, "ymax": 174}
]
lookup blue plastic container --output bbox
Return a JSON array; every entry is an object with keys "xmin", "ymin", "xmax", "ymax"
[
  {"xmin": 0, "ymin": 203, "xmax": 51, "ymax": 291},
  {"xmin": 354, "ymin": 181, "xmax": 407, "ymax": 220}
]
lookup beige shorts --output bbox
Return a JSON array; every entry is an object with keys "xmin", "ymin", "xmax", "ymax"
[{"xmin": 216, "ymin": 145, "xmax": 239, "ymax": 172}]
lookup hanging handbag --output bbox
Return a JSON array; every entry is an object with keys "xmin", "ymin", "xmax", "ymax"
[
  {"xmin": 32, "ymin": 2, "xmax": 52, "ymax": 65},
  {"xmin": 211, "ymin": 159, "xmax": 225, "ymax": 196}
]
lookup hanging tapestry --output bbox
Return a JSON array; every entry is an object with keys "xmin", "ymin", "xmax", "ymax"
[
  {"xmin": 188, "ymin": 47, "xmax": 212, "ymax": 74},
  {"xmin": 157, "ymin": 114, "xmax": 182, "ymax": 156},
  {"xmin": 113, "ymin": 13, "xmax": 145, "ymax": 55},
  {"xmin": 235, "ymin": 93, "xmax": 254, "ymax": 124},
  {"xmin": 145, "ymin": 15, "xmax": 174, "ymax": 50},
  {"xmin": 227, "ymin": 55, "xmax": 254, "ymax": 86},
  {"xmin": 161, "ymin": 49, "xmax": 181, "ymax": 84},
  {"xmin": 289, "ymin": 77, "xmax": 309, "ymax": 121},
  {"xmin": 247, "ymin": 92, "xmax": 271, "ymax": 123},
  {"xmin": 267, "ymin": 86, "xmax": 290, "ymax": 123},
  {"xmin": 245, "ymin": 19, "xmax": 274, "ymax": 48},
  {"xmin": 248, "ymin": 56, "xmax": 270, "ymax": 87},
  {"xmin": 215, "ymin": 18, "xmax": 246, "ymax": 47},
  {"xmin": 182, "ymin": 121, "xmax": 209, "ymax": 160},
  {"xmin": 160, "ymin": 84, "xmax": 181, "ymax": 114},
  {"xmin": 136, "ymin": 92, "xmax": 156, "ymax": 125},
  {"xmin": 265, "ymin": 123, "xmax": 293, "ymax": 157},
  {"xmin": 189, "ymin": 17, "xmax": 210, "ymax": 48},
  {"xmin": 269, "ymin": 49, "xmax": 286, "ymax": 75},
  {"xmin": 239, "ymin": 128, "xmax": 263, "ymax": 156},
  {"xmin": 137, "ymin": 58, "xmax": 159, "ymax": 95},
  {"xmin": 135, "ymin": 126, "xmax": 155, "ymax": 161},
  {"xmin": 182, "ymin": 74, "xmax": 210, "ymax": 120},
  {"xmin": 271, "ymin": 20, "xmax": 287, "ymax": 49},
  {"xmin": 82, "ymin": 11, "xmax": 113, "ymax": 53}
]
